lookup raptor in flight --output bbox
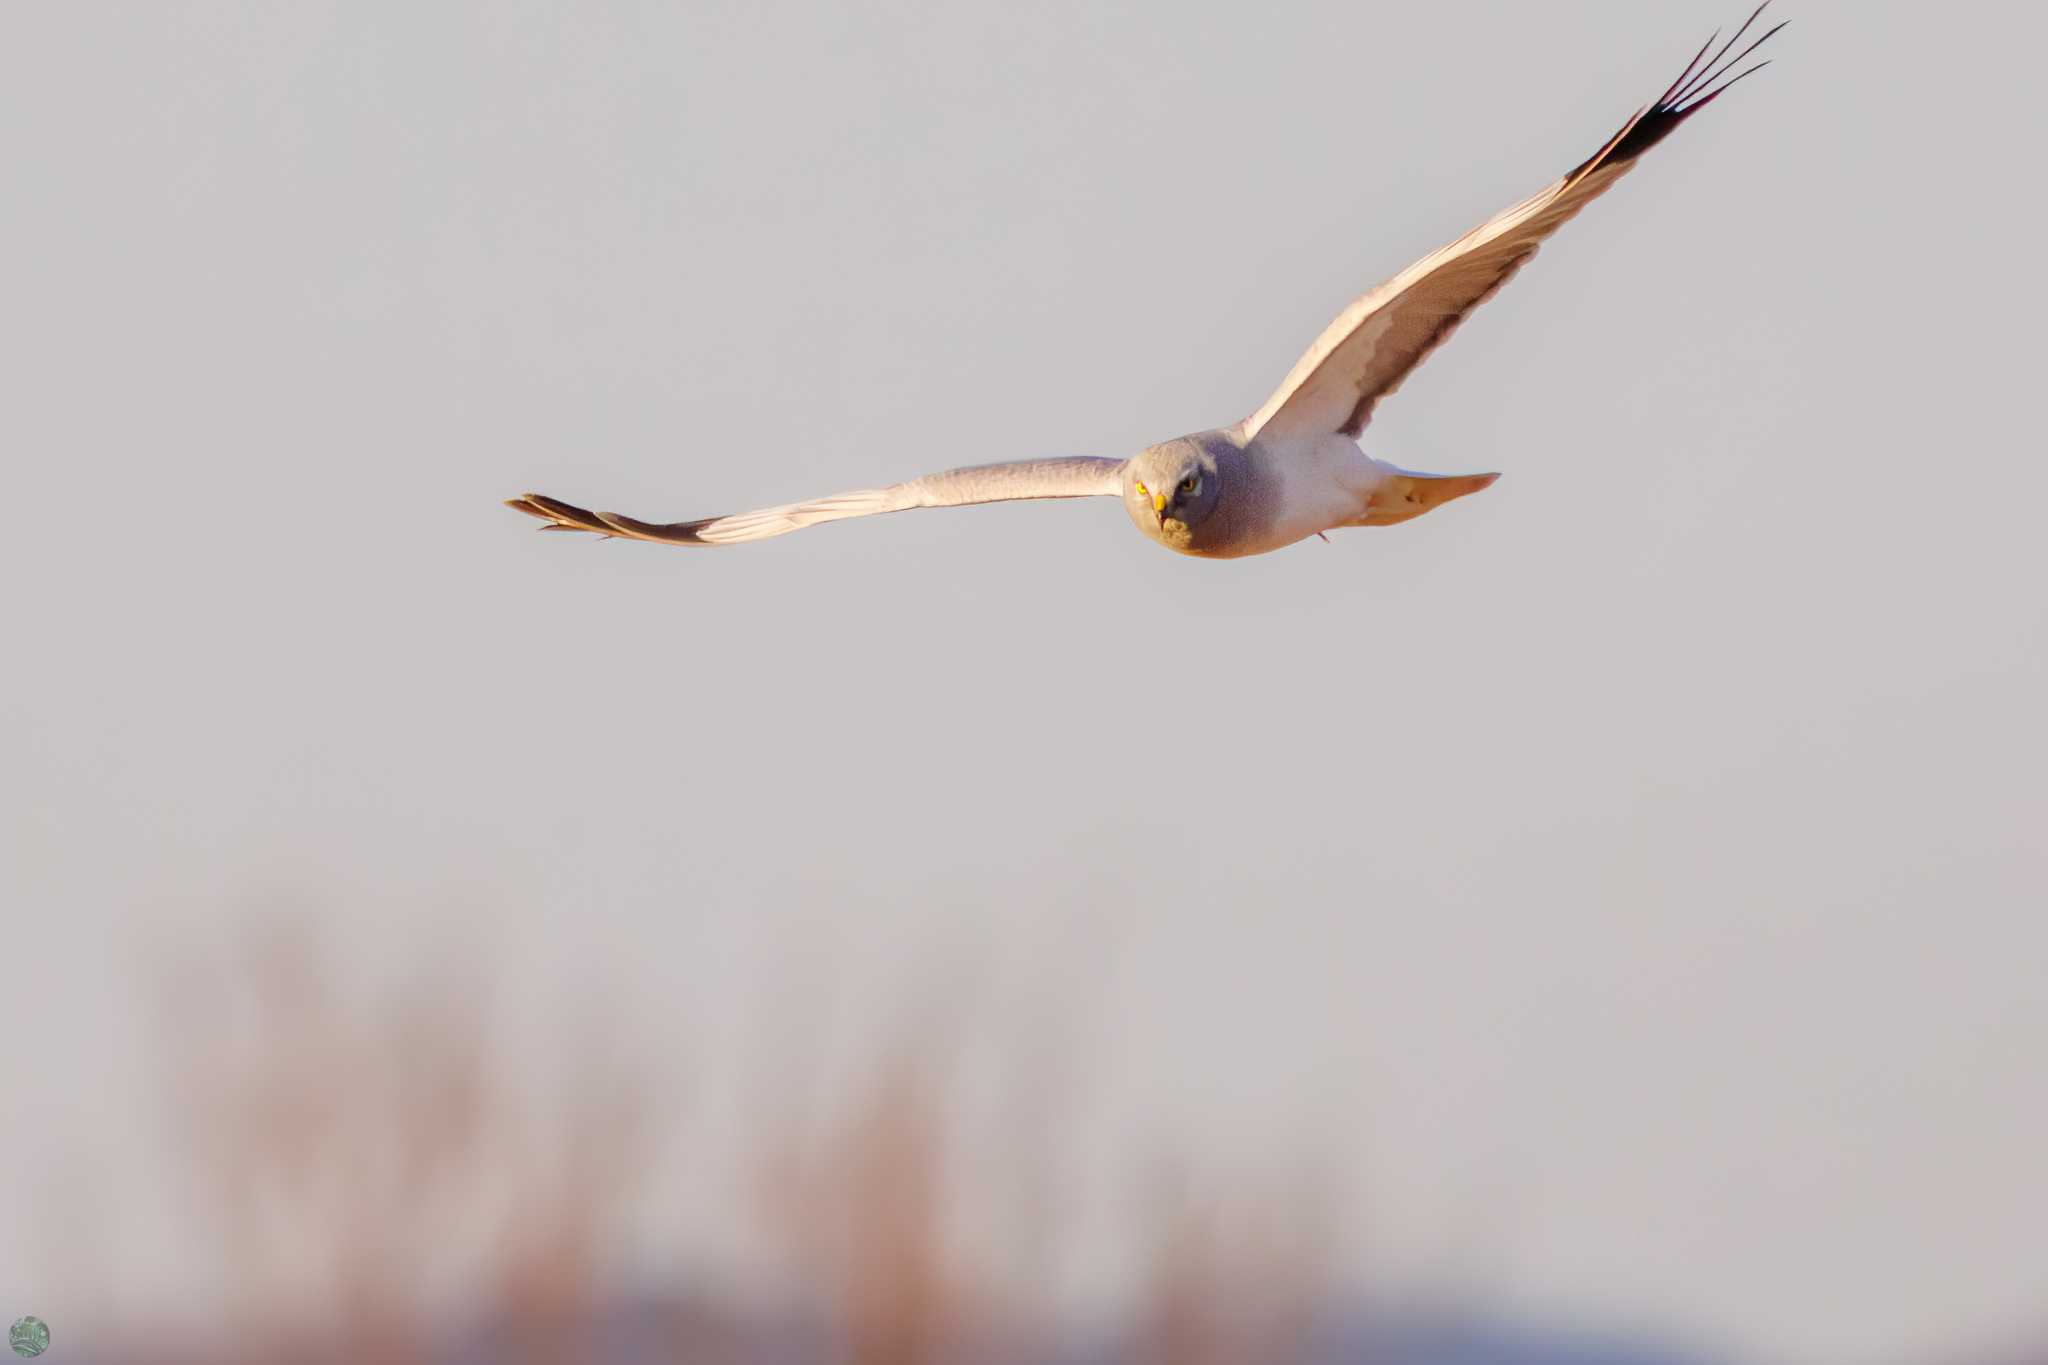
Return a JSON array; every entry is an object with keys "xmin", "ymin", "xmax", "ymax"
[{"xmin": 509, "ymin": 6, "xmax": 1783, "ymax": 560}]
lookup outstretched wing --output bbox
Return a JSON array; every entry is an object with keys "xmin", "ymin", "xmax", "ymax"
[
  {"xmin": 507, "ymin": 456, "xmax": 1125, "ymax": 548},
  {"xmin": 1242, "ymin": 4, "xmax": 1784, "ymax": 446}
]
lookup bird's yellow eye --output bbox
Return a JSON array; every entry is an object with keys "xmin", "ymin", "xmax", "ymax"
[
  {"xmin": 1179, "ymin": 476, "xmax": 1198, "ymax": 494},
  {"xmin": 1134, "ymin": 480, "xmax": 1148, "ymax": 496}
]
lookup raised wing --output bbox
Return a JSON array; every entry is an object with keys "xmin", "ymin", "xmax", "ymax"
[
  {"xmin": 507, "ymin": 456, "xmax": 1125, "ymax": 548},
  {"xmin": 1242, "ymin": 4, "xmax": 1783, "ymax": 446}
]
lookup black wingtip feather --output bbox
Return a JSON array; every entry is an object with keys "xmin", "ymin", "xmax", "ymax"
[
  {"xmin": 507, "ymin": 493, "xmax": 615, "ymax": 536},
  {"xmin": 1659, "ymin": 28, "xmax": 1724, "ymax": 108},
  {"xmin": 1594, "ymin": 5, "xmax": 1785, "ymax": 170},
  {"xmin": 1676, "ymin": 21, "xmax": 1787, "ymax": 112},
  {"xmin": 1670, "ymin": 0, "xmax": 1774, "ymax": 107},
  {"xmin": 505, "ymin": 491, "xmax": 723, "ymax": 545}
]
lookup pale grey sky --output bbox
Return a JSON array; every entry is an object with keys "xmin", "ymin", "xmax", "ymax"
[{"xmin": 4, "ymin": 2, "xmax": 2045, "ymax": 1361}]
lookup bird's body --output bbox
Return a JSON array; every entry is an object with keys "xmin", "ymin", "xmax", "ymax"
[
  {"xmin": 510, "ymin": 6, "xmax": 1783, "ymax": 562},
  {"xmin": 1132, "ymin": 429, "xmax": 1347, "ymax": 561},
  {"xmin": 1114, "ymin": 429, "xmax": 1492, "ymax": 559}
]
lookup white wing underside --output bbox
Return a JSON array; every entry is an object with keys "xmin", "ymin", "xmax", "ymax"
[
  {"xmin": 1242, "ymin": 6, "xmax": 1782, "ymax": 446},
  {"xmin": 508, "ymin": 456, "xmax": 1125, "ymax": 547}
]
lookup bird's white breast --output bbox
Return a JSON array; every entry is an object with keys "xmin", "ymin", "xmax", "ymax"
[{"xmin": 1242, "ymin": 430, "xmax": 1382, "ymax": 554}]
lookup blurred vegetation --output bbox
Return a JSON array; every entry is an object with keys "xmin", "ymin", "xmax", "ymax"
[{"xmin": 69, "ymin": 916, "xmax": 1718, "ymax": 1365}]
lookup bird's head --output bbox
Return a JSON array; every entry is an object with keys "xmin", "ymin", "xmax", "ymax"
[{"xmin": 1124, "ymin": 439, "xmax": 1222, "ymax": 550}]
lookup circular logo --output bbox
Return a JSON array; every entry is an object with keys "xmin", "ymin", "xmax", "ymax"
[{"xmin": 8, "ymin": 1318, "xmax": 49, "ymax": 1359}]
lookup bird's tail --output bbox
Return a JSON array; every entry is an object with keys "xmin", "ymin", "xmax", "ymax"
[{"xmin": 1349, "ymin": 468, "xmax": 1500, "ymax": 527}]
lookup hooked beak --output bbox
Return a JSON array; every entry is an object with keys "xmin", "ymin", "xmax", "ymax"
[{"xmin": 1150, "ymin": 490, "xmax": 1167, "ymax": 518}]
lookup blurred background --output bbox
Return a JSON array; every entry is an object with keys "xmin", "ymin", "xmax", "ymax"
[{"xmin": 4, "ymin": 2, "xmax": 2044, "ymax": 1362}]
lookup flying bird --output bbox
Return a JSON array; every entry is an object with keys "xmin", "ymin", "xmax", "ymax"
[{"xmin": 509, "ymin": 6, "xmax": 1783, "ymax": 561}]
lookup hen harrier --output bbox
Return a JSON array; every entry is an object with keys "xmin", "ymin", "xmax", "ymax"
[{"xmin": 509, "ymin": 6, "xmax": 1782, "ymax": 560}]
